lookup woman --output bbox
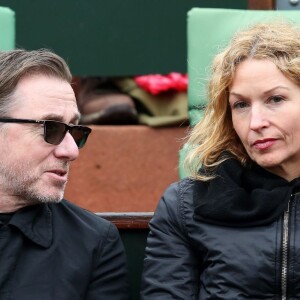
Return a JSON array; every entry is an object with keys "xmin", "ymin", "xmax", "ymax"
[{"xmin": 141, "ymin": 21, "xmax": 300, "ymax": 299}]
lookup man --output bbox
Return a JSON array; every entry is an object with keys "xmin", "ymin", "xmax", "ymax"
[{"xmin": 0, "ymin": 49, "xmax": 129, "ymax": 299}]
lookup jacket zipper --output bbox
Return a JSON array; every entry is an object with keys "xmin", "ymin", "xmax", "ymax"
[
  {"xmin": 281, "ymin": 199, "xmax": 290, "ymax": 300},
  {"xmin": 281, "ymin": 193, "xmax": 298, "ymax": 300}
]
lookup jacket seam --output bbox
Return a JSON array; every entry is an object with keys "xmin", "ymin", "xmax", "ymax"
[
  {"xmin": 95, "ymin": 222, "xmax": 111, "ymax": 261},
  {"xmin": 178, "ymin": 179, "xmax": 190, "ymax": 237},
  {"xmin": 178, "ymin": 179, "xmax": 199, "ymax": 249}
]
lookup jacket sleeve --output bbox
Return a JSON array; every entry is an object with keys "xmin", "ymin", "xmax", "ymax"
[
  {"xmin": 85, "ymin": 222, "xmax": 129, "ymax": 300},
  {"xmin": 141, "ymin": 182, "xmax": 200, "ymax": 299}
]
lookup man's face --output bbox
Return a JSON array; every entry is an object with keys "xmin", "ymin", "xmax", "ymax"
[{"xmin": 0, "ymin": 73, "xmax": 80, "ymax": 205}]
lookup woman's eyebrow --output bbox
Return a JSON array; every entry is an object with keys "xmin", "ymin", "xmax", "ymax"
[{"xmin": 263, "ymin": 86, "xmax": 289, "ymax": 95}]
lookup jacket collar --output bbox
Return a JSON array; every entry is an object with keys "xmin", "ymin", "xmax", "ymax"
[
  {"xmin": 8, "ymin": 203, "xmax": 53, "ymax": 248},
  {"xmin": 193, "ymin": 158, "xmax": 300, "ymax": 227}
]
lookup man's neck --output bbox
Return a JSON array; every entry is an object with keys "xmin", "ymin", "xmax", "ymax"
[{"xmin": 0, "ymin": 194, "xmax": 32, "ymax": 213}]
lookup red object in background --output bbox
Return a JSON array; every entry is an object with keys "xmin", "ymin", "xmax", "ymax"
[{"xmin": 134, "ymin": 72, "xmax": 188, "ymax": 95}]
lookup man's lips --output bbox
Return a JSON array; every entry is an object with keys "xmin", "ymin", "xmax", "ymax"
[
  {"xmin": 252, "ymin": 138, "xmax": 277, "ymax": 150},
  {"xmin": 46, "ymin": 169, "xmax": 68, "ymax": 181}
]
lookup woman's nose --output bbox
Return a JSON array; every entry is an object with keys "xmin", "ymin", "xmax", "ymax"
[{"xmin": 249, "ymin": 105, "xmax": 270, "ymax": 131}]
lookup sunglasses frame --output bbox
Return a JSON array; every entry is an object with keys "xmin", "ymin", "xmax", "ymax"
[{"xmin": 0, "ymin": 118, "xmax": 92, "ymax": 149}]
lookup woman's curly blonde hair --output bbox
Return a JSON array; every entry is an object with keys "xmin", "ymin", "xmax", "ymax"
[{"xmin": 184, "ymin": 20, "xmax": 300, "ymax": 180}]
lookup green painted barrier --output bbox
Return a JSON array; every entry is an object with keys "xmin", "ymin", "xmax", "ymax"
[
  {"xmin": 0, "ymin": 1, "xmax": 247, "ymax": 76},
  {"xmin": 0, "ymin": 6, "xmax": 15, "ymax": 50}
]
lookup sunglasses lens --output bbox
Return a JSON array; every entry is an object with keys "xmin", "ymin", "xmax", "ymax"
[
  {"xmin": 44, "ymin": 121, "xmax": 67, "ymax": 145},
  {"xmin": 70, "ymin": 127, "xmax": 91, "ymax": 149},
  {"xmin": 44, "ymin": 121, "xmax": 91, "ymax": 148}
]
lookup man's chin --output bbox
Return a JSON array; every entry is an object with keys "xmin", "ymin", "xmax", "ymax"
[{"xmin": 25, "ymin": 188, "xmax": 65, "ymax": 204}]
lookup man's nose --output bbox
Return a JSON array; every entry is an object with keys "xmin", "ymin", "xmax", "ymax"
[{"xmin": 53, "ymin": 132, "xmax": 79, "ymax": 161}]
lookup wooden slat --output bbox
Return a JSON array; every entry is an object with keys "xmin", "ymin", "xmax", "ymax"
[
  {"xmin": 248, "ymin": 0, "xmax": 275, "ymax": 9},
  {"xmin": 97, "ymin": 212, "xmax": 153, "ymax": 229},
  {"xmin": 65, "ymin": 126, "xmax": 185, "ymax": 213}
]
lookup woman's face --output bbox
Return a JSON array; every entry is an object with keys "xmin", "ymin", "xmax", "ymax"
[{"xmin": 229, "ymin": 58, "xmax": 300, "ymax": 181}]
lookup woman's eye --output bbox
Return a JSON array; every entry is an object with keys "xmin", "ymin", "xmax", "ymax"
[
  {"xmin": 232, "ymin": 101, "xmax": 249, "ymax": 110},
  {"xmin": 269, "ymin": 95, "xmax": 284, "ymax": 103}
]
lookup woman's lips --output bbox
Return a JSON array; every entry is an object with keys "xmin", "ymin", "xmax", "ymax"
[{"xmin": 252, "ymin": 139, "xmax": 277, "ymax": 150}]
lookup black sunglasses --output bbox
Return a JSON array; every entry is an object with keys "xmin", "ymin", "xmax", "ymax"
[{"xmin": 0, "ymin": 118, "xmax": 92, "ymax": 149}]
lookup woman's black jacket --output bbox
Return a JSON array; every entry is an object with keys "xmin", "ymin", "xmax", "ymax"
[{"xmin": 141, "ymin": 159, "xmax": 300, "ymax": 299}]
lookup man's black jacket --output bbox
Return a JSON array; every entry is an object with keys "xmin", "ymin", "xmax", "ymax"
[{"xmin": 0, "ymin": 199, "xmax": 129, "ymax": 300}]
